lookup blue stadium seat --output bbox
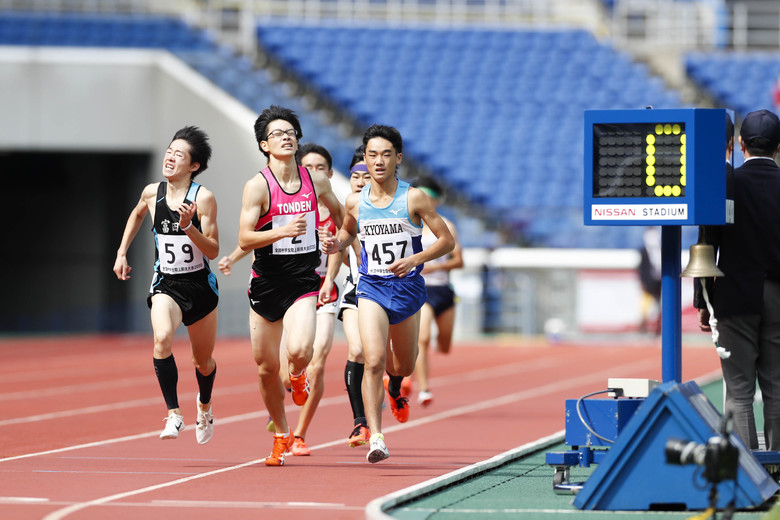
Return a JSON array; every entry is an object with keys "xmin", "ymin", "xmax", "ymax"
[{"xmin": 687, "ymin": 51, "xmax": 780, "ymax": 117}]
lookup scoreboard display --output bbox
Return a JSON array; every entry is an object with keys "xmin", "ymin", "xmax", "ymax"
[{"xmin": 584, "ymin": 108, "xmax": 729, "ymax": 226}]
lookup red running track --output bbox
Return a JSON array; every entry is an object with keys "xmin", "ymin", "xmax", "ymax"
[{"xmin": 0, "ymin": 334, "xmax": 720, "ymax": 519}]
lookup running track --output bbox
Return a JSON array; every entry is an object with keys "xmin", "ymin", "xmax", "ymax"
[{"xmin": 0, "ymin": 334, "xmax": 720, "ymax": 519}]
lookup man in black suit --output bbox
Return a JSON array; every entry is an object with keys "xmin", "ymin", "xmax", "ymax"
[{"xmin": 696, "ymin": 109, "xmax": 780, "ymax": 450}]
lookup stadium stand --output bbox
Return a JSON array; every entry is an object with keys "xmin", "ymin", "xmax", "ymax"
[
  {"xmin": 0, "ymin": 10, "xmax": 696, "ymax": 248},
  {"xmin": 256, "ymin": 22, "xmax": 687, "ymax": 248},
  {"xmin": 0, "ymin": 14, "xmax": 212, "ymax": 49},
  {"xmin": 686, "ymin": 51, "xmax": 780, "ymax": 117}
]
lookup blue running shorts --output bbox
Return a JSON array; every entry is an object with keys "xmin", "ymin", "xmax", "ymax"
[{"xmin": 356, "ymin": 276, "xmax": 426, "ymax": 325}]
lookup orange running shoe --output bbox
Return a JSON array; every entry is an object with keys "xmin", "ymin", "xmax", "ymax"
[
  {"xmin": 290, "ymin": 436, "xmax": 311, "ymax": 456},
  {"xmin": 348, "ymin": 424, "xmax": 370, "ymax": 447},
  {"xmin": 289, "ymin": 370, "xmax": 310, "ymax": 406},
  {"xmin": 384, "ymin": 377, "xmax": 410, "ymax": 423},
  {"xmin": 265, "ymin": 430, "xmax": 294, "ymax": 466}
]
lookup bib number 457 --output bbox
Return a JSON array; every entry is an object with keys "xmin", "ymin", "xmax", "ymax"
[{"xmin": 370, "ymin": 241, "xmax": 407, "ymax": 265}]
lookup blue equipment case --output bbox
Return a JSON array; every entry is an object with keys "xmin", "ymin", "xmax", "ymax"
[{"xmin": 572, "ymin": 381, "xmax": 779, "ymax": 511}]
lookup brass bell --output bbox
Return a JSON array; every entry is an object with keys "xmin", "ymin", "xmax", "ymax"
[{"xmin": 680, "ymin": 243, "xmax": 724, "ymax": 278}]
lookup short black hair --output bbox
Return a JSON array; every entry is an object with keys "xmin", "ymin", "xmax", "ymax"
[
  {"xmin": 298, "ymin": 142, "xmax": 332, "ymax": 170},
  {"xmin": 362, "ymin": 124, "xmax": 403, "ymax": 154},
  {"xmin": 349, "ymin": 144, "xmax": 365, "ymax": 169},
  {"xmin": 744, "ymin": 138, "xmax": 778, "ymax": 157},
  {"xmin": 171, "ymin": 125, "xmax": 211, "ymax": 178},
  {"xmin": 414, "ymin": 177, "xmax": 444, "ymax": 198},
  {"xmin": 253, "ymin": 105, "xmax": 303, "ymax": 158}
]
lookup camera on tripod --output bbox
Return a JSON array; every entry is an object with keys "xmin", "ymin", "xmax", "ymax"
[{"xmin": 665, "ymin": 433, "xmax": 739, "ymax": 484}]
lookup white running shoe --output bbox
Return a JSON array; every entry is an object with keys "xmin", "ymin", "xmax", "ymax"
[
  {"xmin": 195, "ymin": 394, "xmax": 214, "ymax": 445},
  {"xmin": 160, "ymin": 413, "xmax": 184, "ymax": 439},
  {"xmin": 418, "ymin": 390, "xmax": 434, "ymax": 407},
  {"xmin": 367, "ymin": 433, "xmax": 389, "ymax": 463}
]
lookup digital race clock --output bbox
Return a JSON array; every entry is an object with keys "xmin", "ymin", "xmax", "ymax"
[{"xmin": 584, "ymin": 108, "xmax": 729, "ymax": 226}]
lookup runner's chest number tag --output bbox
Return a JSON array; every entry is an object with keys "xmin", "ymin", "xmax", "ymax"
[
  {"xmin": 363, "ymin": 233, "xmax": 411, "ymax": 276},
  {"xmin": 272, "ymin": 212, "xmax": 317, "ymax": 255},
  {"xmin": 159, "ymin": 234, "xmax": 204, "ymax": 274}
]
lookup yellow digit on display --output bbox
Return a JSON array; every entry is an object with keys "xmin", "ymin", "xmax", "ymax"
[{"xmin": 645, "ymin": 127, "xmax": 686, "ymax": 197}]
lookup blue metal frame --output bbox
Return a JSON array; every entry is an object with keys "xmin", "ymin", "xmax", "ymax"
[{"xmin": 662, "ymin": 225, "xmax": 682, "ymax": 382}]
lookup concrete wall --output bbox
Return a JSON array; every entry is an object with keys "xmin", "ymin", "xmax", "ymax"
[{"xmin": 0, "ymin": 46, "xmax": 349, "ymax": 335}]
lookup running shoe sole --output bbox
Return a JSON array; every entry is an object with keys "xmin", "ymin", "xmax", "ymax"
[{"xmin": 367, "ymin": 438, "xmax": 389, "ymax": 463}]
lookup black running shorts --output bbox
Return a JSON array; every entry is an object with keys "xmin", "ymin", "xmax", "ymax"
[
  {"xmin": 147, "ymin": 273, "xmax": 219, "ymax": 326},
  {"xmin": 248, "ymin": 270, "xmax": 320, "ymax": 322}
]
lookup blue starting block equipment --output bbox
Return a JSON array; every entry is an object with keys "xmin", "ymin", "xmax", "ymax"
[
  {"xmin": 564, "ymin": 396, "xmax": 645, "ymax": 447},
  {"xmin": 573, "ymin": 381, "xmax": 779, "ymax": 511},
  {"xmin": 545, "ymin": 393, "xmax": 645, "ymax": 492}
]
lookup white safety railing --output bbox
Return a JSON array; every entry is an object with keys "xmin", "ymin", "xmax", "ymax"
[
  {"xmin": 2, "ymin": 0, "xmax": 778, "ymax": 53},
  {"xmin": 731, "ymin": 0, "xmax": 780, "ymax": 49},
  {"xmin": 610, "ymin": 0, "xmax": 723, "ymax": 52},
  {"xmin": 204, "ymin": 0, "xmax": 601, "ymax": 27},
  {"xmin": 610, "ymin": 0, "xmax": 780, "ymax": 52},
  {"xmin": 0, "ymin": 0, "xmax": 196, "ymax": 14}
]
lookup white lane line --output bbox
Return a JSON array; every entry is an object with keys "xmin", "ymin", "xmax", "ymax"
[
  {"xmin": 58, "ymin": 457, "xmax": 219, "ymax": 461},
  {"xmin": 1, "ymin": 377, "xmax": 150, "ymax": 401},
  {"xmin": 0, "ymin": 497, "xmax": 50, "ymax": 503},
  {"xmin": 41, "ymin": 457, "xmax": 268, "ymax": 520},
  {"xmin": 0, "ymin": 396, "xmax": 343, "ymax": 463},
  {"xmin": 0, "ymin": 397, "xmax": 165, "ymax": 427},
  {"xmin": 1, "ymin": 431, "xmax": 167, "ymax": 463},
  {"xmin": 0, "ymin": 355, "xmax": 552, "ymax": 427},
  {"xmin": 0, "ymin": 383, "xmax": 257, "ymax": 427},
  {"xmin": 33, "ymin": 470, "xmax": 199, "ymax": 475},
  {"xmin": 151, "ymin": 500, "xmax": 356, "ymax": 509}
]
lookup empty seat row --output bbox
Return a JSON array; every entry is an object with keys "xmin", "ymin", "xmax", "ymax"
[
  {"xmin": 0, "ymin": 12, "xmax": 213, "ymax": 49},
  {"xmin": 686, "ymin": 52, "xmax": 780, "ymax": 117}
]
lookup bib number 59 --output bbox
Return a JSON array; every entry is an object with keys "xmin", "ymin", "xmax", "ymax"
[{"xmin": 165, "ymin": 242, "xmax": 194, "ymax": 265}]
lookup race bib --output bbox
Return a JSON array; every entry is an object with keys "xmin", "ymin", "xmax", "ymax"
[
  {"xmin": 315, "ymin": 249, "xmax": 328, "ymax": 277},
  {"xmin": 363, "ymin": 233, "xmax": 413, "ymax": 276},
  {"xmin": 272, "ymin": 212, "xmax": 317, "ymax": 255},
  {"xmin": 158, "ymin": 234, "xmax": 205, "ymax": 274}
]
